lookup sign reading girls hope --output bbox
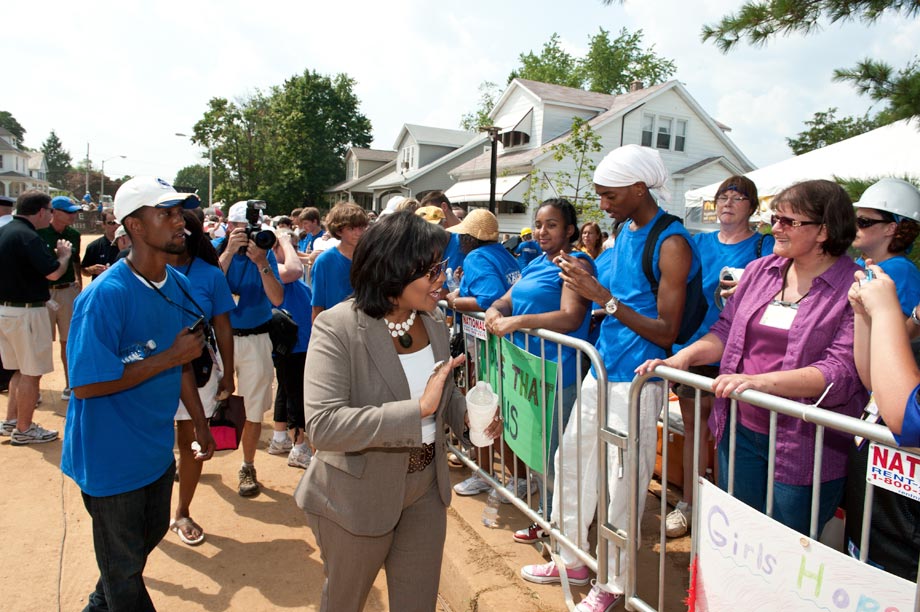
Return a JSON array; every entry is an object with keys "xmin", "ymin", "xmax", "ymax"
[{"xmin": 695, "ymin": 479, "xmax": 913, "ymax": 611}]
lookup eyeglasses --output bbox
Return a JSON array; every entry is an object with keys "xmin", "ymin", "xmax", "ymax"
[
  {"xmin": 716, "ymin": 195, "xmax": 749, "ymax": 204},
  {"xmin": 104, "ymin": 221, "xmax": 118, "ymax": 226},
  {"xmin": 426, "ymin": 258, "xmax": 449, "ymax": 282},
  {"xmin": 856, "ymin": 217, "xmax": 890, "ymax": 229},
  {"xmin": 771, "ymin": 215, "xmax": 821, "ymax": 229}
]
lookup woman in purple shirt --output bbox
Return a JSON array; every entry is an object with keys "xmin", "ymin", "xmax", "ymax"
[{"xmin": 639, "ymin": 180, "xmax": 868, "ymax": 535}]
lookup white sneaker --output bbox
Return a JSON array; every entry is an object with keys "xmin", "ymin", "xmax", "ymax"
[
  {"xmin": 10, "ymin": 422, "xmax": 59, "ymax": 446},
  {"xmin": 453, "ymin": 473, "xmax": 492, "ymax": 496},
  {"xmin": 288, "ymin": 445, "xmax": 313, "ymax": 469},
  {"xmin": 267, "ymin": 437, "xmax": 293, "ymax": 455},
  {"xmin": 500, "ymin": 476, "xmax": 532, "ymax": 504},
  {"xmin": 665, "ymin": 501, "xmax": 690, "ymax": 538},
  {"xmin": 0, "ymin": 419, "xmax": 16, "ymax": 436},
  {"xmin": 61, "ymin": 387, "xmax": 71, "ymax": 401}
]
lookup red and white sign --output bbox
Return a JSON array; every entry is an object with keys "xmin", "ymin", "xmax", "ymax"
[
  {"xmin": 462, "ymin": 315, "xmax": 487, "ymax": 341},
  {"xmin": 867, "ymin": 442, "xmax": 920, "ymax": 503}
]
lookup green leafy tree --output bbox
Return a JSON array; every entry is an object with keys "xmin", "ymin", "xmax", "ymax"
[
  {"xmin": 174, "ymin": 164, "xmax": 210, "ymax": 198},
  {"xmin": 699, "ymin": 0, "xmax": 920, "ymax": 124},
  {"xmin": 460, "ymin": 81, "xmax": 501, "ymax": 130},
  {"xmin": 523, "ymin": 117, "xmax": 605, "ymax": 223},
  {"xmin": 41, "ymin": 130, "xmax": 73, "ymax": 187},
  {"xmin": 509, "ymin": 33, "xmax": 583, "ymax": 88},
  {"xmin": 0, "ymin": 111, "xmax": 26, "ymax": 145},
  {"xmin": 786, "ymin": 107, "xmax": 880, "ymax": 154},
  {"xmin": 581, "ymin": 28, "xmax": 676, "ymax": 94}
]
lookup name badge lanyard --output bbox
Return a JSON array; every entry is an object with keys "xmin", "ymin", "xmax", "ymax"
[{"xmin": 760, "ymin": 263, "xmax": 808, "ymax": 330}]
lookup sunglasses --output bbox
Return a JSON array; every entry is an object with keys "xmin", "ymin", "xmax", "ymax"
[
  {"xmin": 855, "ymin": 217, "xmax": 890, "ymax": 229},
  {"xmin": 104, "ymin": 221, "xmax": 119, "ymax": 226},
  {"xmin": 771, "ymin": 215, "xmax": 821, "ymax": 229},
  {"xmin": 716, "ymin": 195, "xmax": 749, "ymax": 204},
  {"xmin": 425, "ymin": 258, "xmax": 449, "ymax": 282}
]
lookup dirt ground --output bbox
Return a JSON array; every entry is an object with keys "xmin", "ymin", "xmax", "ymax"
[{"xmin": 0, "ymin": 234, "xmax": 690, "ymax": 611}]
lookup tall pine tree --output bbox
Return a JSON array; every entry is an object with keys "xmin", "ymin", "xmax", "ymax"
[{"xmin": 41, "ymin": 130, "xmax": 73, "ymax": 188}]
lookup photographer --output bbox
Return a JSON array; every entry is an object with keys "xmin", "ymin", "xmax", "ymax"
[{"xmin": 214, "ymin": 200, "xmax": 283, "ymax": 497}]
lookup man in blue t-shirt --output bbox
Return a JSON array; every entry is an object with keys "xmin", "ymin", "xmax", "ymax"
[
  {"xmin": 61, "ymin": 176, "xmax": 215, "ymax": 611},
  {"xmin": 213, "ymin": 200, "xmax": 284, "ymax": 497},
  {"xmin": 514, "ymin": 227, "xmax": 541, "ymax": 267},
  {"xmin": 520, "ymin": 146, "xmax": 700, "ymax": 611}
]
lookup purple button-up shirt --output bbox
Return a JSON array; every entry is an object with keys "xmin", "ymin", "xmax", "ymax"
[{"xmin": 708, "ymin": 254, "xmax": 868, "ymax": 485}]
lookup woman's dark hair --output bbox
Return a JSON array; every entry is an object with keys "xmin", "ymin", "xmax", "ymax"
[
  {"xmin": 537, "ymin": 198, "xmax": 579, "ymax": 244},
  {"xmin": 889, "ymin": 219, "xmax": 920, "ymax": 254},
  {"xmin": 182, "ymin": 210, "xmax": 220, "ymax": 267},
  {"xmin": 716, "ymin": 175, "xmax": 760, "ymax": 218},
  {"xmin": 351, "ymin": 211, "xmax": 450, "ymax": 318},
  {"xmin": 770, "ymin": 179, "xmax": 856, "ymax": 257}
]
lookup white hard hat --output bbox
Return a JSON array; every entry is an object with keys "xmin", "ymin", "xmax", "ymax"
[{"xmin": 854, "ymin": 178, "xmax": 920, "ymax": 222}]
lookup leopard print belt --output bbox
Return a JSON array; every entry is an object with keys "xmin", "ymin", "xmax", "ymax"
[{"xmin": 407, "ymin": 442, "xmax": 436, "ymax": 473}]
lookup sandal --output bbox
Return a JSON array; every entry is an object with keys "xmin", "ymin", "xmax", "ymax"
[{"xmin": 170, "ymin": 516, "xmax": 206, "ymax": 546}]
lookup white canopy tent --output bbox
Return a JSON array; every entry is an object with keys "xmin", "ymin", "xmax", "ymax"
[{"xmin": 684, "ymin": 119, "xmax": 920, "ymax": 232}]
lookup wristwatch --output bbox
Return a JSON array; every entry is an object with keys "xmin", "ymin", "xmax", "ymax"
[
  {"xmin": 604, "ymin": 296, "xmax": 619, "ymax": 315},
  {"xmin": 260, "ymin": 266, "xmax": 272, "ymax": 275},
  {"xmin": 911, "ymin": 306, "xmax": 920, "ymax": 327}
]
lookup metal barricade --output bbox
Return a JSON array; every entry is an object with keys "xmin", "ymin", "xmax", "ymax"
[
  {"xmin": 443, "ymin": 307, "xmax": 610, "ymax": 589},
  {"xmin": 618, "ymin": 366, "xmax": 920, "ymax": 612}
]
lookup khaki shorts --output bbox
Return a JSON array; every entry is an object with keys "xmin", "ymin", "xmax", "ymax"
[
  {"xmin": 0, "ymin": 305, "xmax": 54, "ymax": 376},
  {"xmin": 47, "ymin": 283, "xmax": 80, "ymax": 341},
  {"xmin": 233, "ymin": 333, "xmax": 274, "ymax": 422}
]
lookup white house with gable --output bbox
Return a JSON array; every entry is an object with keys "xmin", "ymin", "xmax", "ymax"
[
  {"xmin": 0, "ymin": 127, "xmax": 50, "ymax": 198},
  {"xmin": 447, "ymin": 78, "xmax": 755, "ymax": 234}
]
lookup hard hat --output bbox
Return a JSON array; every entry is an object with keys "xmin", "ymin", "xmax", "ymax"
[
  {"xmin": 520, "ymin": 227, "xmax": 532, "ymax": 237},
  {"xmin": 854, "ymin": 178, "xmax": 920, "ymax": 222}
]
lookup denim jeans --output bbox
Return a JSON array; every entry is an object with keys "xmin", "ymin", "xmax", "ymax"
[
  {"xmin": 80, "ymin": 461, "xmax": 176, "ymax": 612},
  {"xmin": 717, "ymin": 423, "xmax": 843, "ymax": 536}
]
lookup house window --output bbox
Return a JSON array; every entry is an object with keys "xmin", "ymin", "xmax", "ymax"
[
  {"xmin": 0, "ymin": 156, "xmax": 3, "ymax": 169},
  {"xmin": 675, "ymin": 120, "xmax": 687, "ymax": 152},
  {"xmin": 641, "ymin": 115, "xmax": 654, "ymax": 148},
  {"xmin": 641, "ymin": 114, "xmax": 688, "ymax": 152}
]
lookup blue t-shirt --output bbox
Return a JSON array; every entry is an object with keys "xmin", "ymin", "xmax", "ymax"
[
  {"xmin": 681, "ymin": 230, "xmax": 775, "ymax": 346},
  {"xmin": 61, "ymin": 262, "xmax": 197, "ymax": 496},
  {"xmin": 895, "ymin": 383, "xmax": 920, "ymax": 447},
  {"xmin": 173, "ymin": 257, "xmax": 236, "ymax": 320},
  {"xmin": 282, "ymin": 278, "xmax": 313, "ymax": 354},
  {"xmin": 511, "ymin": 252, "xmax": 596, "ymax": 387},
  {"xmin": 312, "ymin": 247, "xmax": 354, "ymax": 309},
  {"xmin": 515, "ymin": 239, "xmax": 541, "ymax": 267},
  {"xmin": 212, "ymin": 237, "xmax": 281, "ymax": 329},
  {"xmin": 459, "ymin": 242, "xmax": 522, "ymax": 310},
  {"xmin": 298, "ymin": 229, "xmax": 324, "ymax": 253},
  {"xmin": 856, "ymin": 255, "xmax": 920, "ymax": 316},
  {"xmin": 596, "ymin": 208, "xmax": 702, "ymax": 381},
  {"xmin": 442, "ymin": 232, "xmax": 464, "ymax": 277}
]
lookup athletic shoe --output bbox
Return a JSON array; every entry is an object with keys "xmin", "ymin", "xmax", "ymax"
[
  {"xmin": 575, "ymin": 582, "xmax": 622, "ymax": 611},
  {"xmin": 10, "ymin": 422, "xmax": 59, "ymax": 446},
  {"xmin": 513, "ymin": 522, "xmax": 549, "ymax": 543},
  {"xmin": 288, "ymin": 446, "xmax": 313, "ymax": 469},
  {"xmin": 267, "ymin": 437, "xmax": 293, "ymax": 455},
  {"xmin": 453, "ymin": 473, "xmax": 492, "ymax": 496},
  {"xmin": 61, "ymin": 387, "xmax": 71, "ymax": 401},
  {"xmin": 665, "ymin": 501, "xmax": 690, "ymax": 538},
  {"xmin": 238, "ymin": 465, "xmax": 260, "ymax": 497},
  {"xmin": 0, "ymin": 419, "xmax": 16, "ymax": 436},
  {"xmin": 520, "ymin": 561, "xmax": 591, "ymax": 586},
  {"xmin": 500, "ymin": 476, "xmax": 532, "ymax": 504}
]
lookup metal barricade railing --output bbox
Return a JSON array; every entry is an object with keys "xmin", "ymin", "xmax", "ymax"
[
  {"xmin": 620, "ymin": 365, "xmax": 920, "ymax": 612},
  {"xmin": 442, "ymin": 307, "xmax": 610, "ymax": 589}
]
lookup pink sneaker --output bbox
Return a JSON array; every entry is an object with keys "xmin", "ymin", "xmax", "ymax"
[
  {"xmin": 520, "ymin": 561, "xmax": 591, "ymax": 586},
  {"xmin": 575, "ymin": 582, "xmax": 622, "ymax": 611}
]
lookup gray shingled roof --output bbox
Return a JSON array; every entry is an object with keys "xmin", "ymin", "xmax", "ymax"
[
  {"xmin": 514, "ymin": 78, "xmax": 619, "ymax": 110},
  {"xmin": 326, "ymin": 159, "xmax": 397, "ymax": 193},
  {"xmin": 403, "ymin": 124, "xmax": 475, "ymax": 148},
  {"xmin": 673, "ymin": 156, "xmax": 723, "ymax": 176},
  {"xmin": 351, "ymin": 148, "xmax": 397, "ymax": 162}
]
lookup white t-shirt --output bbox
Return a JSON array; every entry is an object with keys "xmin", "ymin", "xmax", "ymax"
[{"xmin": 398, "ymin": 343, "xmax": 437, "ymax": 444}]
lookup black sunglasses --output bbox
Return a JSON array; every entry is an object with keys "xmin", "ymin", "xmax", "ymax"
[
  {"xmin": 425, "ymin": 258, "xmax": 449, "ymax": 282},
  {"xmin": 855, "ymin": 217, "xmax": 890, "ymax": 229},
  {"xmin": 771, "ymin": 215, "xmax": 821, "ymax": 229}
]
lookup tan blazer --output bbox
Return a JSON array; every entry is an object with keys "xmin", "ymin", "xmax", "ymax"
[{"xmin": 294, "ymin": 300, "xmax": 467, "ymax": 537}]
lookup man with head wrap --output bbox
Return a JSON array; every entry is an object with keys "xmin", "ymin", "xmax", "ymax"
[{"xmin": 520, "ymin": 145, "xmax": 701, "ymax": 611}]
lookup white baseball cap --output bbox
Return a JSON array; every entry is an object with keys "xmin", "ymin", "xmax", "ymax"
[{"xmin": 113, "ymin": 176, "xmax": 200, "ymax": 223}]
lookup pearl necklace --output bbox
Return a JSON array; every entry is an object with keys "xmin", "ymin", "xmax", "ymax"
[{"xmin": 384, "ymin": 310, "xmax": 417, "ymax": 348}]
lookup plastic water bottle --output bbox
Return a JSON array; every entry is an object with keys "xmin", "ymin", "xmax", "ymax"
[
  {"xmin": 445, "ymin": 267, "xmax": 459, "ymax": 292},
  {"xmin": 482, "ymin": 489, "xmax": 501, "ymax": 528},
  {"xmin": 120, "ymin": 340, "xmax": 157, "ymax": 364}
]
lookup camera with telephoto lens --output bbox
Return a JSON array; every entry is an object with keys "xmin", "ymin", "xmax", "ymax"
[{"xmin": 238, "ymin": 200, "xmax": 276, "ymax": 254}]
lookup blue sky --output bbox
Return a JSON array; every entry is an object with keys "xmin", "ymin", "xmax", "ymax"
[{"xmin": 5, "ymin": 0, "xmax": 917, "ymax": 189}]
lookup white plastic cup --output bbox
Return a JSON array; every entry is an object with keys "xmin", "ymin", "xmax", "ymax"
[{"xmin": 466, "ymin": 380, "xmax": 498, "ymax": 447}]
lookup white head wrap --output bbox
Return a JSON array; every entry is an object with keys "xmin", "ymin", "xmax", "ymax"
[{"xmin": 593, "ymin": 144, "xmax": 671, "ymax": 202}]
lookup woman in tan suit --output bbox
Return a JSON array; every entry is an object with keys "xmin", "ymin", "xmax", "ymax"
[{"xmin": 295, "ymin": 210, "xmax": 470, "ymax": 612}]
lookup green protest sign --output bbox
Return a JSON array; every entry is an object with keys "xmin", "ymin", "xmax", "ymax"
[{"xmin": 497, "ymin": 337, "xmax": 557, "ymax": 472}]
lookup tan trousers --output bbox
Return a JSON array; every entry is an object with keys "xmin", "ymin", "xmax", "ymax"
[{"xmin": 306, "ymin": 461, "xmax": 446, "ymax": 612}]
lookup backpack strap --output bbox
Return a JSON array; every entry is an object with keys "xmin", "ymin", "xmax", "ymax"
[
  {"xmin": 755, "ymin": 233, "xmax": 766, "ymax": 258},
  {"xmin": 642, "ymin": 213, "xmax": 680, "ymax": 295}
]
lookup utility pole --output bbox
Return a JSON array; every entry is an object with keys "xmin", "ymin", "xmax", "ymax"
[{"xmin": 84, "ymin": 143, "xmax": 90, "ymax": 196}]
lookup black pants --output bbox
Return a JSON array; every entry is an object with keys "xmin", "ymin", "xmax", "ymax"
[{"xmin": 273, "ymin": 351, "xmax": 306, "ymax": 430}]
